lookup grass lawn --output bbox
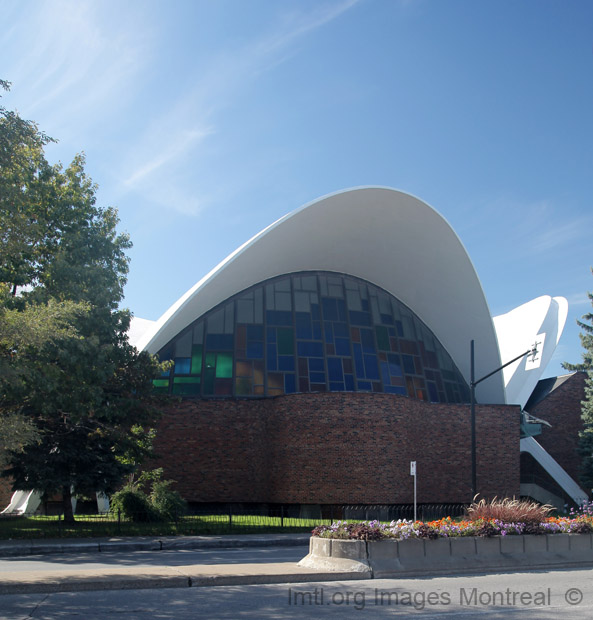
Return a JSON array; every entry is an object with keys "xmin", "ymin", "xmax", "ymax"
[{"xmin": 0, "ymin": 513, "xmax": 329, "ymax": 540}]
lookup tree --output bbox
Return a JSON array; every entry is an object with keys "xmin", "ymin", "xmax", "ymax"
[
  {"xmin": 0, "ymin": 81, "xmax": 163, "ymax": 522},
  {"xmin": 562, "ymin": 269, "xmax": 593, "ymax": 492}
]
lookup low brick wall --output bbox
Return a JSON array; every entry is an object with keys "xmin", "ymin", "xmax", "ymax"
[
  {"xmin": 151, "ymin": 392, "xmax": 520, "ymax": 505},
  {"xmin": 300, "ymin": 534, "xmax": 593, "ymax": 577}
]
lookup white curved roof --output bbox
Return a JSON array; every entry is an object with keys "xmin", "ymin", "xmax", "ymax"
[
  {"xmin": 138, "ymin": 187, "xmax": 506, "ymax": 403},
  {"xmin": 494, "ymin": 295, "xmax": 568, "ymax": 408}
]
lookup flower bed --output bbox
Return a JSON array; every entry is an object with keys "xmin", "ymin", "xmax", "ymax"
[
  {"xmin": 311, "ymin": 515, "xmax": 593, "ymax": 541},
  {"xmin": 299, "ymin": 501, "xmax": 593, "ymax": 577}
]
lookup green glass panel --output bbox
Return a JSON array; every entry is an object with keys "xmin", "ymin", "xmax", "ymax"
[
  {"xmin": 152, "ymin": 378, "xmax": 169, "ymax": 393},
  {"xmin": 375, "ymin": 326, "xmax": 390, "ymax": 351},
  {"xmin": 172, "ymin": 377, "xmax": 201, "ymax": 395},
  {"xmin": 277, "ymin": 327, "xmax": 294, "ymax": 355},
  {"xmin": 204, "ymin": 352, "xmax": 216, "ymax": 370},
  {"xmin": 216, "ymin": 352, "xmax": 233, "ymax": 378},
  {"xmin": 203, "ymin": 369, "xmax": 215, "ymax": 394},
  {"xmin": 191, "ymin": 345, "xmax": 203, "ymax": 374}
]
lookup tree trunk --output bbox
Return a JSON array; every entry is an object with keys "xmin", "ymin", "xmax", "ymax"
[{"xmin": 62, "ymin": 485, "xmax": 76, "ymax": 524}]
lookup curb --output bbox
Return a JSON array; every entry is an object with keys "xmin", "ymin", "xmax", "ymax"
[{"xmin": 0, "ymin": 568, "xmax": 369, "ymax": 595}]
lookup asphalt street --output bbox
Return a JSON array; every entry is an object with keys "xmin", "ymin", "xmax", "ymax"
[{"xmin": 2, "ymin": 568, "xmax": 593, "ymax": 619}]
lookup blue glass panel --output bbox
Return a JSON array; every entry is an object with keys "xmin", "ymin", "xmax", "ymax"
[
  {"xmin": 333, "ymin": 322, "xmax": 348, "ymax": 338},
  {"xmin": 402, "ymin": 354, "xmax": 415, "ymax": 375},
  {"xmin": 311, "ymin": 303, "xmax": 320, "ymax": 320},
  {"xmin": 174, "ymin": 358, "xmax": 191, "ymax": 374},
  {"xmin": 380, "ymin": 361, "xmax": 390, "ymax": 384},
  {"xmin": 364, "ymin": 354, "xmax": 380, "ymax": 380},
  {"xmin": 428, "ymin": 381, "xmax": 439, "ymax": 402},
  {"xmin": 247, "ymin": 324, "xmax": 264, "ymax": 341},
  {"xmin": 285, "ymin": 374, "xmax": 296, "ymax": 393},
  {"xmin": 266, "ymin": 310, "xmax": 293, "ymax": 326},
  {"xmin": 349, "ymin": 310, "xmax": 371, "ymax": 326},
  {"xmin": 267, "ymin": 343, "xmax": 277, "ymax": 371},
  {"xmin": 297, "ymin": 341, "xmax": 324, "ymax": 357},
  {"xmin": 358, "ymin": 380, "xmax": 372, "ymax": 390},
  {"xmin": 361, "ymin": 298, "xmax": 369, "ymax": 311},
  {"xmin": 327, "ymin": 358, "xmax": 343, "ymax": 382},
  {"xmin": 295, "ymin": 312, "xmax": 313, "ymax": 340},
  {"xmin": 337, "ymin": 299, "xmax": 347, "ymax": 322},
  {"xmin": 344, "ymin": 374, "xmax": 355, "ymax": 391},
  {"xmin": 334, "ymin": 337, "xmax": 350, "ymax": 356},
  {"xmin": 329, "ymin": 382, "xmax": 345, "ymax": 391},
  {"xmin": 278, "ymin": 355, "xmax": 295, "ymax": 371},
  {"xmin": 353, "ymin": 343, "xmax": 365, "ymax": 378},
  {"xmin": 313, "ymin": 322, "xmax": 322, "ymax": 340},
  {"xmin": 309, "ymin": 358, "xmax": 324, "ymax": 371},
  {"xmin": 389, "ymin": 362, "xmax": 403, "ymax": 377},
  {"xmin": 246, "ymin": 342, "xmax": 264, "ymax": 359},
  {"xmin": 388, "ymin": 327, "xmax": 396, "ymax": 337},
  {"xmin": 381, "ymin": 313, "xmax": 394, "ymax": 325},
  {"xmin": 267, "ymin": 327, "xmax": 276, "ymax": 342},
  {"xmin": 206, "ymin": 334, "xmax": 234, "ymax": 350},
  {"xmin": 322, "ymin": 298, "xmax": 338, "ymax": 321},
  {"xmin": 310, "ymin": 372, "xmax": 326, "ymax": 383},
  {"xmin": 324, "ymin": 322, "xmax": 333, "ymax": 343},
  {"xmin": 361, "ymin": 329, "xmax": 375, "ymax": 353},
  {"xmin": 385, "ymin": 386, "xmax": 407, "ymax": 395},
  {"xmin": 395, "ymin": 320, "xmax": 404, "ymax": 337}
]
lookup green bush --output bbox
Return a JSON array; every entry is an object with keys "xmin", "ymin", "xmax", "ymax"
[
  {"xmin": 150, "ymin": 480, "xmax": 187, "ymax": 520},
  {"xmin": 109, "ymin": 486, "xmax": 161, "ymax": 522}
]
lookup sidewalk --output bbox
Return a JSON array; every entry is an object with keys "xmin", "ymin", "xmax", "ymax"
[{"xmin": 0, "ymin": 534, "xmax": 368, "ymax": 594}]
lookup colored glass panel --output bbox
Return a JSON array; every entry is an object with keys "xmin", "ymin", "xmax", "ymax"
[
  {"xmin": 191, "ymin": 345, "xmax": 203, "ymax": 374},
  {"xmin": 277, "ymin": 328, "xmax": 294, "ymax": 355},
  {"xmin": 174, "ymin": 358, "xmax": 191, "ymax": 374},
  {"xmin": 216, "ymin": 353, "xmax": 233, "ymax": 379}
]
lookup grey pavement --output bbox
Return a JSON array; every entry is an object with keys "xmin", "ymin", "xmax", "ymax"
[{"xmin": 0, "ymin": 534, "xmax": 366, "ymax": 595}]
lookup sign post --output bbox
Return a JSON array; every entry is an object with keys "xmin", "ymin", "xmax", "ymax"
[{"xmin": 410, "ymin": 461, "xmax": 417, "ymax": 522}]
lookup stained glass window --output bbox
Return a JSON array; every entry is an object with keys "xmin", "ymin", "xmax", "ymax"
[{"xmin": 155, "ymin": 272, "xmax": 470, "ymax": 403}]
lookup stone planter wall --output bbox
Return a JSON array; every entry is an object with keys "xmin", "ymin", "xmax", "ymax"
[{"xmin": 299, "ymin": 534, "xmax": 593, "ymax": 578}]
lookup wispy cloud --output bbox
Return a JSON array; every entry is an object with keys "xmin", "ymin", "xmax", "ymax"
[
  {"xmin": 2, "ymin": 0, "xmax": 149, "ymax": 141},
  {"xmin": 118, "ymin": 0, "xmax": 363, "ymax": 215}
]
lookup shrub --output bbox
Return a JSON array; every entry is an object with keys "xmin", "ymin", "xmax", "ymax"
[
  {"xmin": 109, "ymin": 486, "xmax": 161, "ymax": 522},
  {"xmin": 467, "ymin": 497, "xmax": 553, "ymax": 525},
  {"xmin": 150, "ymin": 480, "xmax": 187, "ymax": 520}
]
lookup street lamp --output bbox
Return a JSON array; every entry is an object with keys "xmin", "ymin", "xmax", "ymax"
[{"xmin": 470, "ymin": 340, "xmax": 538, "ymax": 500}]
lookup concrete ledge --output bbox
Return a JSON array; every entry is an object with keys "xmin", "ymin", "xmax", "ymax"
[{"xmin": 299, "ymin": 534, "xmax": 593, "ymax": 577}]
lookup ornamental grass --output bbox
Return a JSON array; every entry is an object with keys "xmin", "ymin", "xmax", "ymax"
[{"xmin": 466, "ymin": 496, "xmax": 554, "ymax": 525}]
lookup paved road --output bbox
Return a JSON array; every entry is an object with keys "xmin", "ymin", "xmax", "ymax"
[{"xmin": 1, "ymin": 568, "xmax": 592, "ymax": 619}]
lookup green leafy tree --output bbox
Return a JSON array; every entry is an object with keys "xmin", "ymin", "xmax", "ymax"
[
  {"xmin": 563, "ymin": 269, "xmax": 593, "ymax": 493},
  {"xmin": 1, "ymin": 81, "xmax": 163, "ymax": 522}
]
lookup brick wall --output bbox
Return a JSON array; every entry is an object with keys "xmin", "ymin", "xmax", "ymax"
[
  {"xmin": 0, "ymin": 476, "xmax": 13, "ymax": 510},
  {"xmin": 528, "ymin": 372, "xmax": 586, "ymax": 484},
  {"xmin": 151, "ymin": 392, "xmax": 520, "ymax": 505}
]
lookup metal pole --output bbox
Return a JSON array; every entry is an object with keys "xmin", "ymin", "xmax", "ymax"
[
  {"xmin": 470, "ymin": 340, "xmax": 476, "ymax": 501},
  {"xmin": 414, "ymin": 469, "xmax": 417, "ymax": 522}
]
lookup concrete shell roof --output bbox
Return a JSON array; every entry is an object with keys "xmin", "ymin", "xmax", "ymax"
[{"xmin": 137, "ymin": 187, "xmax": 506, "ymax": 403}]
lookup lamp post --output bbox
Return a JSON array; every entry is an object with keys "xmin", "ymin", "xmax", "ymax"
[{"xmin": 470, "ymin": 340, "xmax": 538, "ymax": 500}]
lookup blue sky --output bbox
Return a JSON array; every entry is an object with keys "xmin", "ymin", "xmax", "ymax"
[{"xmin": 2, "ymin": 0, "xmax": 592, "ymax": 378}]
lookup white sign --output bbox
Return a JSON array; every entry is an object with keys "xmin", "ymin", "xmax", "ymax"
[{"xmin": 410, "ymin": 461, "xmax": 416, "ymax": 476}]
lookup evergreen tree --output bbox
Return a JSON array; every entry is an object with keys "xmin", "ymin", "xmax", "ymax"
[
  {"xmin": 562, "ymin": 269, "xmax": 593, "ymax": 493},
  {"xmin": 1, "ymin": 81, "xmax": 163, "ymax": 522}
]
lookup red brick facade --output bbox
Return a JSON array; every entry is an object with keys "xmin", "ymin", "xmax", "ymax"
[
  {"xmin": 527, "ymin": 372, "xmax": 586, "ymax": 484},
  {"xmin": 0, "ymin": 477, "xmax": 13, "ymax": 511},
  {"xmin": 151, "ymin": 392, "xmax": 520, "ymax": 505}
]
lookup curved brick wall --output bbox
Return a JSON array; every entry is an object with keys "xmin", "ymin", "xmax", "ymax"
[{"xmin": 151, "ymin": 392, "xmax": 520, "ymax": 505}]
